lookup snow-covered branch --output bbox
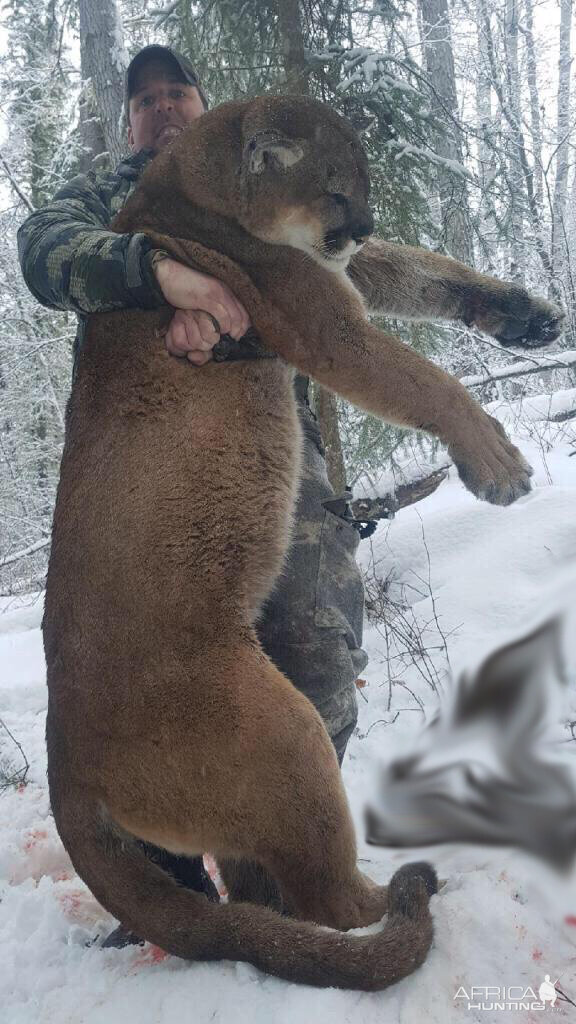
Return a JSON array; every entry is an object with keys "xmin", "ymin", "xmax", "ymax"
[
  {"xmin": 460, "ymin": 350, "xmax": 576, "ymax": 387},
  {"xmin": 0, "ymin": 150, "xmax": 34, "ymax": 213},
  {"xmin": 0, "ymin": 538, "xmax": 51, "ymax": 569}
]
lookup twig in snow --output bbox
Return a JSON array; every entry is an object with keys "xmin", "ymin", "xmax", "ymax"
[{"xmin": 0, "ymin": 718, "xmax": 30, "ymax": 790}]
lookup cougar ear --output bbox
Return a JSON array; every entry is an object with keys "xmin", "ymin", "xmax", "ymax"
[{"xmin": 245, "ymin": 132, "xmax": 304, "ymax": 174}]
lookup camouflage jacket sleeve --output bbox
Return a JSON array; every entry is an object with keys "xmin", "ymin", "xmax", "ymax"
[{"xmin": 16, "ymin": 171, "xmax": 165, "ymax": 315}]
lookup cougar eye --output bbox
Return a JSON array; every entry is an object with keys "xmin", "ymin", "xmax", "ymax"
[{"xmin": 327, "ymin": 192, "xmax": 347, "ymax": 207}]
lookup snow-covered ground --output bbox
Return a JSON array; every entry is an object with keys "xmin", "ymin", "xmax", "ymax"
[{"xmin": 1, "ymin": 402, "xmax": 576, "ymax": 1022}]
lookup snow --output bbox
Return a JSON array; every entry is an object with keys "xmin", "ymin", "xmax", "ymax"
[
  {"xmin": 487, "ymin": 386, "xmax": 576, "ymax": 423},
  {"xmin": 1, "ymin": 400, "xmax": 575, "ymax": 1021}
]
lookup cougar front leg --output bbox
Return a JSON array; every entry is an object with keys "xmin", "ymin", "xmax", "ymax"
[
  {"xmin": 263, "ymin": 263, "xmax": 532, "ymax": 506},
  {"xmin": 348, "ymin": 239, "xmax": 564, "ymax": 348}
]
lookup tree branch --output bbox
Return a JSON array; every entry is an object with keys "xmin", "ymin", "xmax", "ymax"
[
  {"xmin": 0, "ymin": 151, "xmax": 34, "ymax": 213},
  {"xmin": 0, "ymin": 538, "xmax": 51, "ymax": 569},
  {"xmin": 460, "ymin": 350, "xmax": 576, "ymax": 387}
]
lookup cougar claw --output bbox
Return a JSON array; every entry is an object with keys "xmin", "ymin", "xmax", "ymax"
[
  {"xmin": 492, "ymin": 292, "xmax": 564, "ymax": 349},
  {"xmin": 477, "ymin": 475, "xmax": 532, "ymax": 506}
]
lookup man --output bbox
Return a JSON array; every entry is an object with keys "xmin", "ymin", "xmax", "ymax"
[{"xmin": 18, "ymin": 46, "xmax": 368, "ymax": 917}]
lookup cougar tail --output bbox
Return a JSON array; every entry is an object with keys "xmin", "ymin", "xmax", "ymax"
[{"xmin": 50, "ymin": 788, "xmax": 436, "ymax": 991}]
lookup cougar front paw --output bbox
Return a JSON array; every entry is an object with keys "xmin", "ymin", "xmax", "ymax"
[
  {"xmin": 473, "ymin": 287, "xmax": 564, "ymax": 349},
  {"xmin": 449, "ymin": 414, "xmax": 533, "ymax": 506}
]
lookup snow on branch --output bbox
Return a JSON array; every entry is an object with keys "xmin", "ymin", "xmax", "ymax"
[
  {"xmin": 0, "ymin": 538, "xmax": 50, "ymax": 569},
  {"xmin": 460, "ymin": 350, "xmax": 576, "ymax": 388},
  {"xmin": 149, "ymin": 1, "xmax": 180, "ymax": 26},
  {"xmin": 0, "ymin": 150, "xmax": 34, "ymax": 213},
  {"xmin": 385, "ymin": 139, "xmax": 469, "ymax": 178}
]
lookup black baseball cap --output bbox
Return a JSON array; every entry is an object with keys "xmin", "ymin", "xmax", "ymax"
[{"xmin": 125, "ymin": 45, "xmax": 208, "ymax": 119}]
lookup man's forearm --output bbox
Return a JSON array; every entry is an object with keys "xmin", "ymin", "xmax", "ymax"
[
  {"xmin": 17, "ymin": 210, "xmax": 165, "ymax": 315},
  {"xmin": 17, "ymin": 173, "xmax": 165, "ymax": 316}
]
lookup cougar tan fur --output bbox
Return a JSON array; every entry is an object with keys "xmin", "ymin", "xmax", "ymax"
[{"xmin": 44, "ymin": 95, "xmax": 562, "ymax": 990}]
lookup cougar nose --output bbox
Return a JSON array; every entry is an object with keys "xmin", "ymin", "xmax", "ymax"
[{"xmin": 351, "ymin": 210, "xmax": 374, "ymax": 244}]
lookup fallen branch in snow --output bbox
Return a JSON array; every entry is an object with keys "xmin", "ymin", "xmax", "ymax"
[
  {"xmin": 0, "ymin": 537, "xmax": 51, "ymax": 569},
  {"xmin": 549, "ymin": 405, "xmax": 576, "ymax": 422},
  {"xmin": 0, "ymin": 718, "xmax": 29, "ymax": 791},
  {"xmin": 460, "ymin": 349, "xmax": 576, "ymax": 388},
  {"xmin": 351, "ymin": 466, "xmax": 449, "ymax": 521},
  {"xmin": 394, "ymin": 467, "xmax": 451, "ymax": 509}
]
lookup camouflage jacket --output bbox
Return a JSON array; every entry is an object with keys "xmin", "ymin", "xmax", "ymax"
[
  {"xmin": 17, "ymin": 147, "xmax": 311, "ymax": 393},
  {"xmin": 17, "ymin": 149, "xmax": 165, "ymax": 360}
]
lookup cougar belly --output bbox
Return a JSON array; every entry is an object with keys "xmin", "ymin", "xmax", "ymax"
[{"xmin": 46, "ymin": 321, "xmax": 302, "ymax": 649}]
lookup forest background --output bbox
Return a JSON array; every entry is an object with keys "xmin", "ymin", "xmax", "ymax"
[{"xmin": 1, "ymin": 0, "xmax": 575, "ymax": 593}]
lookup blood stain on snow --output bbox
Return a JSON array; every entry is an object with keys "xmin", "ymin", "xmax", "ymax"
[
  {"xmin": 131, "ymin": 944, "xmax": 170, "ymax": 969},
  {"xmin": 564, "ymin": 915, "xmax": 576, "ymax": 926},
  {"xmin": 23, "ymin": 828, "xmax": 48, "ymax": 852},
  {"xmin": 531, "ymin": 947, "xmax": 543, "ymax": 961},
  {"xmin": 56, "ymin": 887, "xmax": 109, "ymax": 928},
  {"xmin": 57, "ymin": 891, "xmax": 84, "ymax": 919}
]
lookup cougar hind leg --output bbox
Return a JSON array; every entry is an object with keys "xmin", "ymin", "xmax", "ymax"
[
  {"xmin": 205, "ymin": 643, "xmax": 390, "ymax": 930},
  {"xmin": 218, "ymin": 858, "xmax": 284, "ymax": 913},
  {"xmin": 107, "ymin": 635, "xmax": 390, "ymax": 932}
]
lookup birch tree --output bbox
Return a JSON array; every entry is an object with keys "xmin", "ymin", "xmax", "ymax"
[
  {"xmin": 550, "ymin": 0, "xmax": 573, "ymax": 282},
  {"xmin": 522, "ymin": 0, "xmax": 544, "ymax": 212},
  {"xmin": 503, "ymin": 0, "xmax": 525, "ymax": 281}
]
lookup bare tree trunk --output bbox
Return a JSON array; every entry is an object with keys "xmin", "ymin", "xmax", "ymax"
[
  {"xmin": 78, "ymin": 0, "xmax": 127, "ymax": 169},
  {"xmin": 313, "ymin": 387, "xmax": 347, "ymax": 494},
  {"xmin": 276, "ymin": 0, "xmax": 347, "ymax": 490},
  {"xmin": 522, "ymin": 0, "xmax": 544, "ymax": 211},
  {"xmin": 277, "ymin": 0, "xmax": 310, "ymax": 95},
  {"xmin": 475, "ymin": 0, "xmax": 498, "ymax": 271},
  {"xmin": 504, "ymin": 0, "xmax": 525, "ymax": 282},
  {"xmin": 77, "ymin": 88, "xmax": 107, "ymax": 174},
  {"xmin": 418, "ymin": 0, "xmax": 473, "ymax": 264},
  {"xmin": 564, "ymin": 163, "xmax": 576, "ymax": 338},
  {"xmin": 551, "ymin": 0, "xmax": 573, "ymax": 280}
]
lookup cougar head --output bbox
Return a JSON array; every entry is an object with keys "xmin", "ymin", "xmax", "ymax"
[{"xmin": 237, "ymin": 96, "xmax": 374, "ymax": 272}]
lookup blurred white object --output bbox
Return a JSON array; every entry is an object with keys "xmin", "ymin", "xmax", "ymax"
[{"xmin": 366, "ymin": 614, "xmax": 576, "ymax": 869}]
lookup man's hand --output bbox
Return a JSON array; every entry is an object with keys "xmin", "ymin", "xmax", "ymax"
[
  {"xmin": 165, "ymin": 310, "xmax": 221, "ymax": 366},
  {"xmin": 153, "ymin": 257, "xmax": 251, "ymax": 364}
]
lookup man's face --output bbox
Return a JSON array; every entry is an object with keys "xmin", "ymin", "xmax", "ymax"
[{"xmin": 128, "ymin": 58, "xmax": 205, "ymax": 154}]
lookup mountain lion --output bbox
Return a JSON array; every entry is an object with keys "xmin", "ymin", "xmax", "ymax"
[{"xmin": 44, "ymin": 95, "xmax": 562, "ymax": 990}]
